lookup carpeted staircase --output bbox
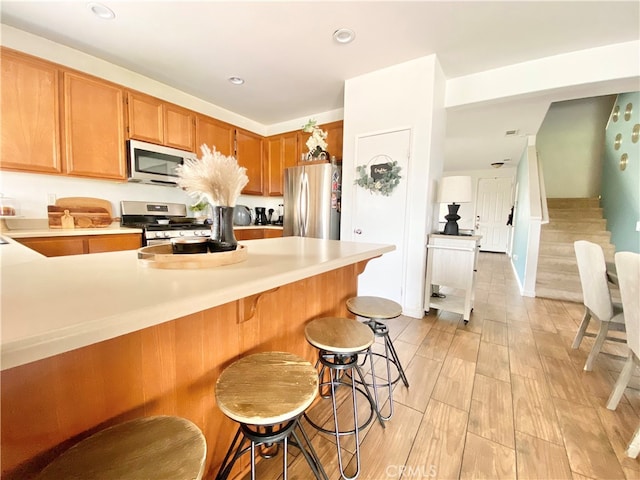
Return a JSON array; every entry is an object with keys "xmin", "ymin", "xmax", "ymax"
[{"xmin": 536, "ymin": 197, "xmax": 616, "ymax": 303}]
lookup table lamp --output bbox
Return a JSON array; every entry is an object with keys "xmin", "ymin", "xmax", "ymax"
[{"xmin": 437, "ymin": 175, "xmax": 472, "ymax": 235}]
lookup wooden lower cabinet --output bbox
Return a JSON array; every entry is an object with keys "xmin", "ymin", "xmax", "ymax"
[
  {"xmin": 234, "ymin": 228, "xmax": 282, "ymax": 240},
  {"xmin": 16, "ymin": 233, "xmax": 141, "ymax": 257},
  {"xmin": 0, "ymin": 262, "xmax": 369, "ymax": 479}
]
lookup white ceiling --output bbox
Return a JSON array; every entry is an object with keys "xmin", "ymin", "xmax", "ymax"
[{"xmin": 1, "ymin": 1, "xmax": 639, "ymax": 171}]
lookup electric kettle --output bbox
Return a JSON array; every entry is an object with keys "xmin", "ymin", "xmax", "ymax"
[
  {"xmin": 233, "ymin": 205, "xmax": 252, "ymax": 226},
  {"xmin": 255, "ymin": 207, "xmax": 268, "ymax": 225}
]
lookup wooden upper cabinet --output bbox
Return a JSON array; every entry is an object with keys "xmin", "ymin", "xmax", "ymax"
[
  {"xmin": 163, "ymin": 103, "xmax": 194, "ymax": 152},
  {"xmin": 195, "ymin": 115, "xmax": 235, "ymax": 157},
  {"xmin": 127, "ymin": 91, "xmax": 195, "ymax": 152},
  {"xmin": 265, "ymin": 132, "xmax": 297, "ymax": 196},
  {"xmin": 62, "ymin": 71, "xmax": 126, "ymax": 180},
  {"xmin": 0, "ymin": 48, "xmax": 62, "ymax": 174},
  {"xmin": 126, "ymin": 91, "xmax": 163, "ymax": 144},
  {"xmin": 297, "ymin": 120, "xmax": 343, "ymax": 161},
  {"xmin": 236, "ymin": 128, "xmax": 264, "ymax": 195}
]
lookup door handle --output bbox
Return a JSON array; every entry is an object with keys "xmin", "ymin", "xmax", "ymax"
[{"xmin": 354, "ymin": 228, "xmax": 362, "ymax": 235}]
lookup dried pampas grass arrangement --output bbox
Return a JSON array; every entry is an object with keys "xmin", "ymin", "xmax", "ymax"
[{"xmin": 176, "ymin": 145, "xmax": 249, "ymax": 207}]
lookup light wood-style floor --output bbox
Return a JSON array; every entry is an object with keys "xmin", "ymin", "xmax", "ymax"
[{"xmin": 243, "ymin": 252, "xmax": 640, "ymax": 480}]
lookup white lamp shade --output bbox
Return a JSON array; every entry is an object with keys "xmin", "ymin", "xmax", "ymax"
[{"xmin": 437, "ymin": 175, "xmax": 472, "ymax": 204}]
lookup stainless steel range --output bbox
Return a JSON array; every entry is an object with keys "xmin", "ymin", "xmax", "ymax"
[{"xmin": 120, "ymin": 201, "xmax": 210, "ymax": 246}]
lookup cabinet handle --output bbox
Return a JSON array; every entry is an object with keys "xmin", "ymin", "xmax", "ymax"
[{"xmin": 354, "ymin": 228, "xmax": 362, "ymax": 235}]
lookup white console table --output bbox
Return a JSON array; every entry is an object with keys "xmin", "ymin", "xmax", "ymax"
[{"xmin": 424, "ymin": 233, "xmax": 482, "ymax": 323}]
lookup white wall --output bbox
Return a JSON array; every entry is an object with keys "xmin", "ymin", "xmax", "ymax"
[
  {"xmin": 342, "ymin": 55, "xmax": 446, "ymax": 318},
  {"xmin": 0, "ymin": 170, "xmax": 283, "ymax": 220},
  {"xmin": 445, "ymin": 40, "xmax": 640, "ymax": 109},
  {"xmin": 537, "ymin": 95, "xmax": 616, "ymax": 198}
]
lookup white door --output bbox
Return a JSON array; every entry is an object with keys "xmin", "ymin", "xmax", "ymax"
[
  {"xmin": 476, "ymin": 177, "xmax": 513, "ymax": 252},
  {"xmin": 351, "ymin": 129, "xmax": 411, "ymax": 304}
]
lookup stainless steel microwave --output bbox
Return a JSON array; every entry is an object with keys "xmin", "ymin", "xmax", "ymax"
[{"xmin": 127, "ymin": 139, "xmax": 197, "ymax": 186}]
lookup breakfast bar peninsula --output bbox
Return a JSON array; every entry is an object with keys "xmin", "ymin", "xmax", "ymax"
[{"xmin": 0, "ymin": 236, "xmax": 394, "ymax": 479}]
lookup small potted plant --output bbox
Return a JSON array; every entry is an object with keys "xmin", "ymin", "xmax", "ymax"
[{"xmin": 189, "ymin": 199, "xmax": 210, "ymax": 223}]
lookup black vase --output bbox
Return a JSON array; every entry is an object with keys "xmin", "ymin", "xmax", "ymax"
[{"xmin": 209, "ymin": 206, "xmax": 237, "ymax": 252}]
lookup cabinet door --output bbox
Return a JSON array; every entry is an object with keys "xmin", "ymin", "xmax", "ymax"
[
  {"xmin": 63, "ymin": 71, "xmax": 126, "ymax": 180},
  {"xmin": 1, "ymin": 49, "xmax": 62, "ymax": 174},
  {"xmin": 126, "ymin": 91, "xmax": 163, "ymax": 144},
  {"xmin": 263, "ymin": 229, "xmax": 283, "ymax": 239},
  {"xmin": 265, "ymin": 132, "xmax": 297, "ymax": 196},
  {"xmin": 265, "ymin": 136, "xmax": 283, "ymax": 196},
  {"xmin": 16, "ymin": 237, "xmax": 85, "ymax": 257},
  {"xmin": 234, "ymin": 229, "xmax": 264, "ymax": 240},
  {"xmin": 195, "ymin": 115, "xmax": 235, "ymax": 156},
  {"xmin": 87, "ymin": 233, "xmax": 141, "ymax": 253},
  {"xmin": 236, "ymin": 128, "xmax": 264, "ymax": 195},
  {"xmin": 297, "ymin": 120, "xmax": 343, "ymax": 161},
  {"xmin": 164, "ymin": 103, "xmax": 194, "ymax": 152}
]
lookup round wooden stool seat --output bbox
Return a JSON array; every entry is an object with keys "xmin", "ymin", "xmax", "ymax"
[
  {"xmin": 305, "ymin": 317, "xmax": 374, "ymax": 353},
  {"xmin": 346, "ymin": 296, "xmax": 402, "ymax": 320},
  {"xmin": 216, "ymin": 351, "xmax": 318, "ymax": 426},
  {"xmin": 215, "ymin": 352, "xmax": 328, "ymax": 480},
  {"xmin": 36, "ymin": 416, "xmax": 206, "ymax": 480}
]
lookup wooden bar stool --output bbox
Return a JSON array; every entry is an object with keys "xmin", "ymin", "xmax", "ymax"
[
  {"xmin": 36, "ymin": 416, "xmax": 206, "ymax": 480},
  {"xmin": 346, "ymin": 296, "xmax": 409, "ymax": 421},
  {"xmin": 304, "ymin": 317, "xmax": 385, "ymax": 480},
  {"xmin": 215, "ymin": 351, "xmax": 327, "ymax": 480}
]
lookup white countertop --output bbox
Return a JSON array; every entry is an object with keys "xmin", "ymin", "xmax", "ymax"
[
  {"xmin": 3, "ymin": 226, "xmax": 143, "ymax": 238},
  {"xmin": 2, "ymin": 225, "xmax": 280, "ymax": 238},
  {"xmin": 0, "ymin": 236, "xmax": 394, "ymax": 370}
]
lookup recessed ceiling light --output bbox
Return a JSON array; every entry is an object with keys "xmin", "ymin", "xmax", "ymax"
[
  {"xmin": 87, "ymin": 2, "xmax": 115, "ymax": 20},
  {"xmin": 228, "ymin": 77, "xmax": 245, "ymax": 85},
  {"xmin": 491, "ymin": 162, "xmax": 505, "ymax": 168},
  {"xmin": 333, "ymin": 28, "xmax": 356, "ymax": 44}
]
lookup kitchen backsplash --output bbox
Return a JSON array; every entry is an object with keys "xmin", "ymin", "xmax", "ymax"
[{"xmin": 0, "ymin": 171, "xmax": 283, "ymax": 219}]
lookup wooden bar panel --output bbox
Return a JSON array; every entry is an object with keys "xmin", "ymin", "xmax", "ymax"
[{"xmin": 0, "ymin": 263, "xmax": 361, "ymax": 479}]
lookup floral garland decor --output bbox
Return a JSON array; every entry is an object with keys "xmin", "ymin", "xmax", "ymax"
[
  {"xmin": 302, "ymin": 119, "xmax": 328, "ymax": 158},
  {"xmin": 355, "ymin": 157, "xmax": 402, "ymax": 196}
]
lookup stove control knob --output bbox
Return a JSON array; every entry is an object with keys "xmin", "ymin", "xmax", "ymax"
[{"xmin": 179, "ymin": 231, "xmax": 185, "ymax": 236}]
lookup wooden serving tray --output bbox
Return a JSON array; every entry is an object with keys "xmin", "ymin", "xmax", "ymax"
[{"xmin": 138, "ymin": 244, "xmax": 248, "ymax": 269}]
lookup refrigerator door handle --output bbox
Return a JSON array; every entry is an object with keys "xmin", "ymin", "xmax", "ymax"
[{"xmin": 301, "ymin": 172, "xmax": 310, "ymax": 236}]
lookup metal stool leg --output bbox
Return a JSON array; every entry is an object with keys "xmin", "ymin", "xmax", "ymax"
[
  {"xmin": 292, "ymin": 420, "xmax": 329, "ymax": 480},
  {"xmin": 215, "ymin": 419, "xmax": 327, "ymax": 480},
  {"xmin": 304, "ymin": 351, "xmax": 385, "ymax": 480},
  {"xmin": 383, "ymin": 329, "xmax": 409, "ymax": 388}
]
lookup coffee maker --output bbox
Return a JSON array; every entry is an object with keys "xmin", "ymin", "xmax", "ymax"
[{"xmin": 254, "ymin": 207, "xmax": 268, "ymax": 225}]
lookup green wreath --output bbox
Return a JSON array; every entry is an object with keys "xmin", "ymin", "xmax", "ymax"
[{"xmin": 355, "ymin": 156, "xmax": 402, "ymax": 196}]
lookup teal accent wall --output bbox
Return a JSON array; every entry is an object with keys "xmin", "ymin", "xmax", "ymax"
[
  {"xmin": 601, "ymin": 92, "xmax": 640, "ymax": 253},
  {"xmin": 512, "ymin": 148, "xmax": 530, "ymax": 287}
]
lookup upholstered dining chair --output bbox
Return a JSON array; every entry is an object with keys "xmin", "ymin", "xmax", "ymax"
[
  {"xmin": 571, "ymin": 240, "xmax": 626, "ymax": 371},
  {"xmin": 606, "ymin": 251, "xmax": 639, "ymax": 459}
]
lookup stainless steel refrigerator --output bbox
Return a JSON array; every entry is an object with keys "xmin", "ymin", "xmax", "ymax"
[{"xmin": 283, "ymin": 163, "xmax": 341, "ymax": 239}]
